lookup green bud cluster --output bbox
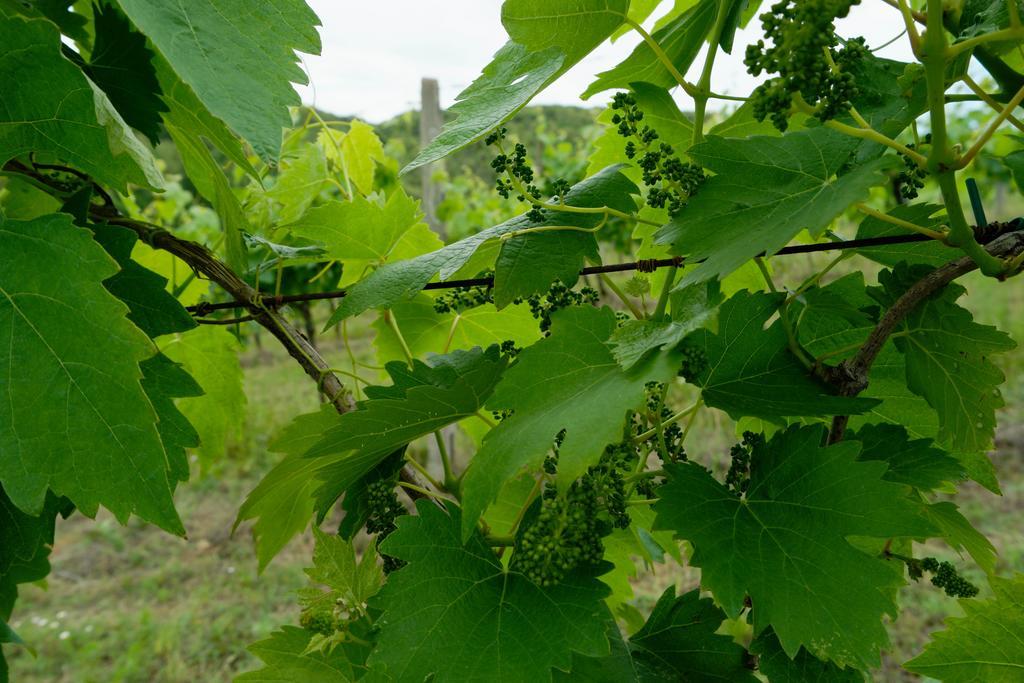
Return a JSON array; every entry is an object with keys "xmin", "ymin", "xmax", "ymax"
[
  {"xmin": 499, "ymin": 339, "xmax": 521, "ymax": 359},
  {"xmin": 726, "ymin": 431, "xmax": 765, "ymax": 496},
  {"xmin": 365, "ymin": 480, "xmax": 407, "ymax": 574},
  {"xmin": 745, "ymin": 0, "xmax": 866, "ymax": 131},
  {"xmin": 635, "ymin": 382, "xmax": 687, "ymax": 462},
  {"xmin": 515, "ymin": 280, "xmax": 599, "ymax": 335},
  {"xmin": 299, "ymin": 607, "xmax": 337, "ymax": 636},
  {"xmin": 610, "ymin": 92, "xmax": 705, "ymax": 216},
  {"xmin": 432, "ymin": 271, "xmax": 495, "ymax": 314},
  {"xmin": 486, "ymin": 126, "xmax": 573, "ymax": 223},
  {"xmin": 677, "ymin": 341, "xmax": 708, "ymax": 384},
  {"xmin": 909, "ymin": 557, "xmax": 980, "ymax": 598},
  {"xmin": 512, "ymin": 444, "xmax": 633, "ymax": 587},
  {"xmin": 896, "ymin": 134, "xmax": 931, "ymax": 200}
]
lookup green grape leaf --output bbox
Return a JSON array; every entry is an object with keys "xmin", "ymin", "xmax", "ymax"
[
  {"xmin": 626, "ymin": 586, "xmax": 757, "ymax": 681},
  {"xmin": 139, "ymin": 353, "xmax": 202, "ymax": 485},
  {"xmin": 844, "ymin": 56, "xmax": 928, "ymax": 163},
  {"xmin": 793, "ymin": 272, "xmax": 876, "ymax": 361},
  {"xmin": 114, "ymin": 0, "xmax": 321, "ymax": 161},
  {"xmin": 493, "ymin": 167, "xmax": 638, "ymax": 308},
  {"xmin": 327, "ymin": 166, "xmax": 635, "ymax": 325},
  {"xmin": 461, "ymin": 306, "xmax": 679, "ymax": 540},
  {"xmin": 90, "ymin": 224, "xmax": 197, "ymax": 338},
  {"xmin": 854, "ymin": 203, "xmax": 953, "ymax": 268},
  {"xmin": 1004, "ymin": 149, "xmax": 1024, "ymax": 192},
  {"xmin": 750, "ymin": 631, "xmax": 864, "ymax": 682},
  {"xmin": 0, "ymin": 13, "xmax": 162, "ymax": 190},
  {"xmin": 267, "ymin": 142, "xmax": 329, "ymax": 225},
  {"xmin": 0, "ymin": 214, "xmax": 182, "ymax": 533},
  {"xmin": 1, "ymin": 0, "xmax": 89, "ymax": 42},
  {"xmin": 582, "ymin": 0, "xmax": 716, "ymax": 99},
  {"xmin": 165, "ymin": 123, "xmax": 248, "ymax": 273},
  {"xmin": 161, "ymin": 326, "xmax": 246, "ymax": 469},
  {"xmin": 368, "ymin": 501, "xmax": 611, "ymax": 682},
  {"xmin": 586, "ymin": 82, "xmax": 694, "ymax": 180},
  {"xmin": 78, "ymin": 2, "xmax": 166, "ymax": 145},
  {"xmin": 237, "ymin": 625, "xmax": 369, "ymax": 682},
  {"xmin": 558, "ymin": 586, "xmax": 757, "ymax": 681},
  {"xmin": 371, "ymin": 294, "xmax": 540, "ymax": 365},
  {"xmin": 236, "ymin": 406, "xmax": 343, "ymax": 571},
  {"xmin": 922, "ymin": 501, "xmax": 998, "ymax": 575},
  {"xmin": 283, "ymin": 189, "xmax": 425, "ymax": 271},
  {"xmin": 655, "ymin": 128, "xmax": 892, "ymax": 285},
  {"xmin": 851, "ymin": 424, "xmax": 964, "ymax": 492},
  {"xmin": 306, "ymin": 527, "xmax": 383, "ymax": 609},
  {"xmin": 337, "ymin": 120, "xmax": 386, "ymax": 196},
  {"xmin": 654, "ymin": 425, "xmax": 935, "ymax": 668},
  {"xmin": 873, "ymin": 265, "xmax": 1016, "ymax": 458},
  {"xmin": 609, "ymin": 280, "xmax": 721, "ymax": 369},
  {"xmin": 306, "ymin": 347, "xmax": 507, "ymax": 511},
  {"xmin": 154, "ymin": 55, "xmax": 259, "ymax": 180},
  {"xmin": 690, "ymin": 291, "xmax": 879, "ymax": 419},
  {"xmin": 904, "ymin": 574, "xmax": 1024, "ymax": 681},
  {"xmin": 404, "ymin": 0, "xmax": 628, "ymax": 172},
  {"xmin": 0, "ymin": 487, "xmax": 61, "ymax": 578}
]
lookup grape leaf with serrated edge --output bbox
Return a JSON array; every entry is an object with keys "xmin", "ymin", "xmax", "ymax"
[
  {"xmin": 368, "ymin": 501, "xmax": 612, "ymax": 682},
  {"xmin": 689, "ymin": 291, "xmax": 879, "ymax": 419},
  {"xmin": 0, "ymin": 12, "xmax": 162, "ymax": 191},
  {"xmin": 655, "ymin": 127, "xmax": 893, "ymax": 286},
  {"xmin": 653, "ymin": 424, "xmax": 935, "ymax": 668},
  {"xmin": 872, "ymin": 264, "xmax": 1016, "ymax": 460},
  {"xmin": 904, "ymin": 573, "xmax": 1024, "ymax": 681},
  {"xmin": 114, "ymin": 0, "xmax": 321, "ymax": 161},
  {"xmin": 305, "ymin": 347, "xmax": 507, "ymax": 516},
  {"xmin": 0, "ymin": 214, "xmax": 182, "ymax": 533}
]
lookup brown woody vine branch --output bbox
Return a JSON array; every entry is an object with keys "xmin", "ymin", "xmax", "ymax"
[
  {"xmin": 2, "ymin": 160, "xmax": 433, "ymax": 501},
  {"xmin": 823, "ymin": 229, "xmax": 1024, "ymax": 443}
]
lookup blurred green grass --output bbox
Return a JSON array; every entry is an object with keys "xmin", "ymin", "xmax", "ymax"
[{"xmin": 7, "ymin": 271, "xmax": 1024, "ymax": 682}]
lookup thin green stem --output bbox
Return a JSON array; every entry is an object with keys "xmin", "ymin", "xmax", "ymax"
[
  {"xmin": 406, "ymin": 455, "xmax": 445, "ymax": 492},
  {"xmin": 633, "ymin": 401, "xmax": 700, "ymax": 443},
  {"xmin": 947, "ymin": 26, "xmax": 1024, "ymax": 58},
  {"xmin": 960, "ymin": 75, "xmax": 1024, "ymax": 133},
  {"xmin": 652, "ymin": 266, "xmax": 677, "ymax": 319},
  {"xmin": 922, "ymin": 0, "xmax": 1006, "ymax": 276},
  {"xmin": 625, "ymin": 19, "xmax": 701, "ymax": 97},
  {"xmin": 601, "ymin": 273, "xmax": 646, "ymax": 319},
  {"xmin": 399, "ymin": 480, "xmax": 449, "ymax": 501},
  {"xmin": 385, "ymin": 310, "xmax": 415, "ymax": 366},
  {"xmin": 434, "ymin": 431, "xmax": 458, "ymax": 494},
  {"xmin": 959, "ymin": 83, "xmax": 1024, "ymax": 166},
  {"xmin": 855, "ymin": 203, "xmax": 948, "ymax": 240},
  {"xmin": 692, "ymin": 0, "xmax": 732, "ymax": 145},
  {"xmin": 625, "ymin": 498, "xmax": 659, "ymax": 507},
  {"xmin": 475, "ymin": 411, "xmax": 497, "ymax": 429},
  {"xmin": 652, "ymin": 382, "xmax": 670, "ymax": 458},
  {"xmin": 787, "ymin": 253, "xmax": 850, "ymax": 303},
  {"xmin": 679, "ymin": 396, "xmax": 703, "ymax": 445},
  {"xmin": 625, "ymin": 468, "xmax": 665, "ymax": 484},
  {"xmin": 505, "ymin": 475, "xmax": 544, "ymax": 537}
]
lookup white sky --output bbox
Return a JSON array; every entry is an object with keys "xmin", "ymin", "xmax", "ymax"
[{"xmin": 296, "ymin": 1, "xmax": 915, "ymax": 123}]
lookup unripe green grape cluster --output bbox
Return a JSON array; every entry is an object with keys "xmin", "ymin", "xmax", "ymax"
[
  {"xmin": 919, "ymin": 557, "xmax": 980, "ymax": 598},
  {"xmin": 512, "ymin": 444, "xmax": 633, "ymax": 586},
  {"xmin": 745, "ymin": 0, "xmax": 866, "ymax": 131}
]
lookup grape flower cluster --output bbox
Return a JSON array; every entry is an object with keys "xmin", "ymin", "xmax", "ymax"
[
  {"xmin": 365, "ymin": 480, "xmax": 407, "ymax": 574},
  {"xmin": 896, "ymin": 134, "xmax": 931, "ymax": 200},
  {"xmin": 745, "ymin": 0, "xmax": 867, "ymax": 131},
  {"xmin": 432, "ymin": 272, "xmax": 495, "ymax": 314},
  {"xmin": 677, "ymin": 340, "xmax": 708, "ymax": 384},
  {"xmin": 486, "ymin": 127, "xmax": 571, "ymax": 223},
  {"xmin": 726, "ymin": 431, "xmax": 766, "ymax": 496},
  {"xmin": 610, "ymin": 92, "xmax": 705, "ymax": 216},
  {"xmin": 515, "ymin": 280, "xmax": 599, "ymax": 335},
  {"xmin": 512, "ymin": 444, "xmax": 632, "ymax": 587},
  {"xmin": 908, "ymin": 556, "xmax": 980, "ymax": 598}
]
